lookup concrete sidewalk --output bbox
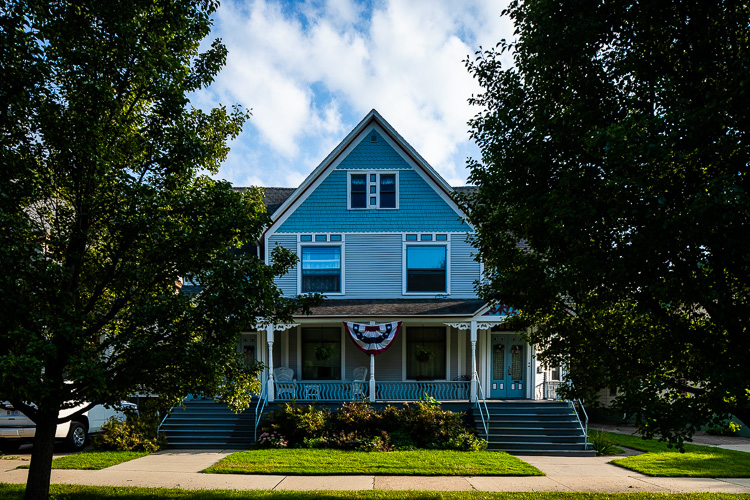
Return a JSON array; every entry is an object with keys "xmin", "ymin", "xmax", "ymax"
[{"xmin": 2, "ymin": 449, "xmax": 750, "ymax": 493}]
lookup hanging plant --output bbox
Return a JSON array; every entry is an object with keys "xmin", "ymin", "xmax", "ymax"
[
  {"xmin": 315, "ymin": 344, "xmax": 333, "ymax": 361},
  {"xmin": 415, "ymin": 346, "xmax": 434, "ymax": 363}
]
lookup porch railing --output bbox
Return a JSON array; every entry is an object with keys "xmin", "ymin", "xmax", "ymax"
[
  {"xmin": 534, "ymin": 380, "xmax": 563, "ymax": 400},
  {"xmin": 273, "ymin": 380, "xmax": 470, "ymax": 402}
]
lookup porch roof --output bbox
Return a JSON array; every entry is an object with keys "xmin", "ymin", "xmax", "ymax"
[{"xmin": 295, "ymin": 298, "xmax": 487, "ymax": 318}]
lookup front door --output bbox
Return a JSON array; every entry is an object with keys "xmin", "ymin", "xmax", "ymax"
[{"xmin": 490, "ymin": 333, "xmax": 526, "ymax": 398}]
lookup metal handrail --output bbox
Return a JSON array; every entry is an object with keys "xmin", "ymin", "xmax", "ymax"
[
  {"xmin": 157, "ymin": 398, "xmax": 185, "ymax": 434},
  {"xmin": 474, "ymin": 371, "xmax": 489, "ymax": 439},
  {"xmin": 573, "ymin": 398, "xmax": 589, "ymax": 447},
  {"xmin": 254, "ymin": 378, "xmax": 267, "ymax": 441}
]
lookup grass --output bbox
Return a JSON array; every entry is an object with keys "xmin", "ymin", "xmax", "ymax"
[
  {"xmin": 603, "ymin": 431, "xmax": 750, "ymax": 477},
  {"xmin": 17, "ymin": 450, "xmax": 149, "ymax": 470},
  {"xmin": 1, "ymin": 485, "xmax": 749, "ymax": 499},
  {"xmin": 205, "ymin": 449, "xmax": 544, "ymax": 476}
]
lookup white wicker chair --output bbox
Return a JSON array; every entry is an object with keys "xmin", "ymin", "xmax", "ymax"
[
  {"xmin": 352, "ymin": 366, "xmax": 368, "ymax": 400},
  {"xmin": 273, "ymin": 367, "xmax": 296, "ymax": 399}
]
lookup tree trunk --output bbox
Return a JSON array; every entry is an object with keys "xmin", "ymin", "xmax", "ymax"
[{"xmin": 24, "ymin": 412, "xmax": 58, "ymax": 500}]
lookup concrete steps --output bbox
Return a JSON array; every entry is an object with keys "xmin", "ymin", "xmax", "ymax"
[
  {"xmin": 160, "ymin": 399, "xmax": 257, "ymax": 449},
  {"xmin": 477, "ymin": 401, "xmax": 594, "ymax": 456}
]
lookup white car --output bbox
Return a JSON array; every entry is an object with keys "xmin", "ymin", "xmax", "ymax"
[{"xmin": 0, "ymin": 401, "xmax": 136, "ymax": 453}]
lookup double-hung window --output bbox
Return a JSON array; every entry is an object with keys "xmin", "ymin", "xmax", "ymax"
[
  {"xmin": 348, "ymin": 172, "xmax": 398, "ymax": 209},
  {"xmin": 406, "ymin": 245, "xmax": 447, "ymax": 292},
  {"xmin": 406, "ymin": 326, "xmax": 446, "ymax": 380},
  {"xmin": 301, "ymin": 246, "xmax": 341, "ymax": 293}
]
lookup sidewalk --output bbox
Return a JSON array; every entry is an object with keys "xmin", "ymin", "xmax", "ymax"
[{"xmin": 2, "ymin": 449, "xmax": 750, "ymax": 493}]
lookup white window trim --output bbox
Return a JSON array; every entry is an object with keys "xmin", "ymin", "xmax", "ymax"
[
  {"xmin": 402, "ymin": 234, "xmax": 451, "ymax": 296},
  {"xmin": 297, "ymin": 235, "xmax": 346, "ymax": 295},
  {"xmin": 347, "ymin": 171, "xmax": 399, "ymax": 210}
]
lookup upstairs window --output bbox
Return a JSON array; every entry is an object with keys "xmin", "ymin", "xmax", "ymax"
[
  {"xmin": 301, "ymin": 246, "xmax": 341, "ymax": 293},
  {"xmin": 406, "ymin": 245, "xmax": 446, "ymax": 292},
  {"xmin": 350, "ymin": 174, "xmax": 367, "ymax": 208},
  {"xmin": 348, "ymin": 172, "xmax": 398, "ymax": 209}
]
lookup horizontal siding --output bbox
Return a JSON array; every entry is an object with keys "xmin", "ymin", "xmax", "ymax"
[
  {"xmin": 345, "ymin": 234, "xmax": 402, "ymax": 298},
  {"xmin": 450, "ymin": 236, "xmax": 481, "ymax": 298},
  {"xmin": 269, "ymin": 234, "xmax": 298, "ymax": 296}
]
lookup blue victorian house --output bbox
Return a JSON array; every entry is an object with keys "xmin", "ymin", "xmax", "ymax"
[{"xmin": 162, "ymin": 110, "xmax": 591, "ymax": 455}]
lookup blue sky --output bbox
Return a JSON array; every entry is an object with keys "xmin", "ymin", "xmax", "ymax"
[{"xmin": 192, "ymin": 0, "xmax": 513, "ymax": 188}]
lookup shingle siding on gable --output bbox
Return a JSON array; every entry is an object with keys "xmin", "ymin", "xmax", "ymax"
[
  {"xmin": 276, "ymin": 169, "xmax": 469, "ymax": 234},
  {"xmin": 336, "ymin": 130, "xmax": 408, "ymax": 170}
]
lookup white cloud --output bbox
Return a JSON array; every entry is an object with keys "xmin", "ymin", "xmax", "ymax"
[{"xmin": 197, "ymin": 0, "xmax": 513, "ymax": 187}]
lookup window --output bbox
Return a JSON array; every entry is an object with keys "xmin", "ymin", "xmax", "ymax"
[
  {"xmin": 380, "ymin": 174, "xmax": 396, "ymax": 208},
  {"xmin": 406, "ymin": 245, "xmax": 446, "ymax": 292},
  {"xmin": 301, "ymin": 327, "xmax": 341, "ymax": 380},
  {"xmin": 348, "ymin": 172, "xmax": 398, "ymax": 209},
  {"xmin": 301, "ymin": 246, "xmax": 341, "ymax": 292},
  {"xmin": 350, "ymin": 174, "xmax": 366, "ymax": 208},
  {"xmin": 406, "ymin": 327, "xmax": 446, "ymax": 379}
]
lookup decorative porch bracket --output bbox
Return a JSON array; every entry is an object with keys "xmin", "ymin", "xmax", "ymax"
[
  {"xmin": 255, "ymin": 322, "xmax": 298, "ymax": 402},
  {"xmin": 445, "ymin": 320, "xmax": 505, "ymax": 402}
]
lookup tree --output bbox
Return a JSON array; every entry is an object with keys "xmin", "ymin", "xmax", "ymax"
[
  {"xmin": 0, "ymin": 1, "xmax": 314, "ymax": 498},
  {"xmin": 464, "ymin": 0, "xmax": 750, "ymax": 447}
]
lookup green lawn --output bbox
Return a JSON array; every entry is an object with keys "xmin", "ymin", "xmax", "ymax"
[
  {"xmin": 205, "ymin": 449, "xmax": 543, "ymax": 476},
  {"xmin": 1, "ymin": 485, "xmax": 748, "ymax": 499},
  {"xmin": 604, "ymin": 431, "xmax": 750, "ymax": 477},
  {"xmin": 18, "ymin": 450, "xmax": 149, "ymax": 470}
]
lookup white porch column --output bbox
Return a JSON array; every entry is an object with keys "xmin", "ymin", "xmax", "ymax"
[
  {"xmin": 470, "ymin": 320, "xmax": 478, "ymax": 403},
  {"xmin": 369, "ymin": 354, "xmax": 376, "ymax": 402},
  {"xmin": 266, "ymin": 325, "xmax": 275, "ymax": 402}
]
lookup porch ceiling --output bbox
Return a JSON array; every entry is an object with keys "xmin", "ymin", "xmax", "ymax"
[{"xmin": 295, "ymin": 298, "xmax": 487, "ymax": 318}]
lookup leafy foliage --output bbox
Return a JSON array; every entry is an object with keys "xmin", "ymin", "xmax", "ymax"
[
  {"xmin": 262, "ymin": 400, "xmax": 485, "ymax": 452},
  {"xmin": 0, "ymin": 0, "xmax": 318, "ymax": 497},
  {"xmin": 464, "ymin": 0, "xmax": 750, "ymax": 447}
]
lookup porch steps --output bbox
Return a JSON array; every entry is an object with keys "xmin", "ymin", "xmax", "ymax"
[
  {"xmin": 160, "ymin": 399, "xmax": 256, "ymax": 449},
  {"xmin": 478, "ymin": 401, "xmax": 594, "ymax": 456}
]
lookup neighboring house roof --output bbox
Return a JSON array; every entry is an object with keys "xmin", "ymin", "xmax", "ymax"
[{"xmin": 296, "ymin": 298, "xmax": 487, "ymax": 318}]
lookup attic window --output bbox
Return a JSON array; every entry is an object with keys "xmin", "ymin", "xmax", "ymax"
[
  {"xmin": 370, "ymin": 132, "xmax": 377, "ymax": 142},
  {"xmin": 348, "ymin": 171, "xmax": 398, "ymax": 210}
]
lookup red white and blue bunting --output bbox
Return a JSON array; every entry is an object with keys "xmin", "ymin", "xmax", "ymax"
[{"xmin": 344, "ymin": 321, "xmax": 401, "ymax": 355}]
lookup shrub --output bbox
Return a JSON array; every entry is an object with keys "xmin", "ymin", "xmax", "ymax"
[
  {"xmin": 263, "ymin": 403, "xmax": 328, "ymax": 446},
  {"xmin": 92, "ymin": 416, "xmax": 165, "ymax": 452},
  {"xmin": 706, "ymin": 421, "xmax": 742, "ymax": 436},
  {"xmin": 260, "ymin": 397, "xmax": 482, "ymax": 451}
]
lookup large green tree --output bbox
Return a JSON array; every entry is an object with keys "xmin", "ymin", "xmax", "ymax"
[
  {"xmin": 465, "ymin": 0, "xmax": 750, "ymax": 446},
  {"xmin": 0, "ymin": 1, "xmax": 313, "ymax": 498}
]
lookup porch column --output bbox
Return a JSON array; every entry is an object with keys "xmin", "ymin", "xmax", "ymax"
[
  {"xmin": 369, "ymin": 354, "xmax": 376, "ymax": 402},
  {"xmin": 266, "ymin": 325, "xmax": 275, "ymax": 402},
  {"xmin": 470, "ymin": 320, "xmax": 478, "ymax": 402}
]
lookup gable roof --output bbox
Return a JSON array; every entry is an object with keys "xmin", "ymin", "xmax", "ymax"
[{"xmin": 264, "ymin": 109, "xmax": 472, "ymax": 236}]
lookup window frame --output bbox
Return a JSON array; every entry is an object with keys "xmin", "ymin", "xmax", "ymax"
[
  {"xmin": 299, "ymin": 326, "xmax": 343, "ymax": 381},
  {"xmin": 402, "ymin": 235, "xmax": 451, "ymax": 295},
  {"xmin": 347, "ymin": 171, "xmax": 399, "ymax": 210},
  {"xmin": 297, "ymin": 235, "xmax": 345, "ymax": 295}
]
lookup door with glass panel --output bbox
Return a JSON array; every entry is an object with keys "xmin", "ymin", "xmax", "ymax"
[{"xmin": 490, "ymin": 333, "xmax": 526, "ymax": 398}]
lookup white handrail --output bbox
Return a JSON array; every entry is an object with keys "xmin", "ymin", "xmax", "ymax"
[
  {"xmin": 254, "ymin": 377, "xmax": 268, "ymax": 441},
  {"xmin": 474, "ymin": 371, "xmax": 489, "ymax": 439}
]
